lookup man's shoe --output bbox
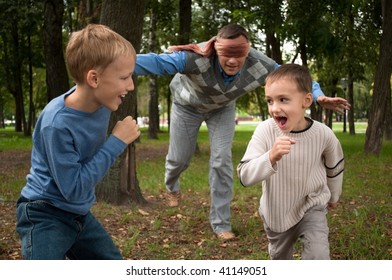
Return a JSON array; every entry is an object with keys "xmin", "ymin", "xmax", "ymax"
[
  {"xmin": 166, "ymin": 191, "xmax": 180, "ymax": 207},
  {"xmin": 216, "ymin": 231, "xmax": 237, "ymax": 241}
]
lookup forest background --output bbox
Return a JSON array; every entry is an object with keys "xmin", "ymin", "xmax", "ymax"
[{"xmin": 0, "ymin": 0, "xmax": 391, "ymax": 260}]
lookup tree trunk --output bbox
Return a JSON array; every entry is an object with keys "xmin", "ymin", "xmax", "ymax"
[
  {"xmin": 178, "ymin": 0, "xmax": 199, "ymax": 153},
  {"xmin": 265, "ymin": 31, "xmax": 283, "ymax": 65},
  {"xmin": 27, "ymin": 34, "xmax": 34, "ymax": 136},
  {"xmin": 179, "ymin": 0, "xmax": 192, "ymax": 45},
  {"xmin": 300, "ymin": 39, "xmax": 322, "ymax": 123},
  {"xmin": 347, "ymin": 6, "xmax": 355, "ymax": 135},
  {"xmin": 148, "ymin": 8, "xmax": 159, "ymax": 139},
  {"xmin": 9, "ymin": 19, "xmax": 25, "ymax": 133},
  {"xmin": 255, "ymin": 88, "xmax": 266, "ymax": 121},
  {"xmin": 364, "ymin": 0, "xmax": 392, "ymax": 155},
  {"xmin": 148, "ymin": 75, "xmax": 160, "ymax": 139},
  {"xmin": 43, "ymin": 0, "xmax": 69, "ymax": 101},
  {"xmin": 347, "ymin": 73, "xmax": 355, "ymax": 135},
  {"xmin": 77, "ymin": 0, "xmax": 101, "ymax": 27},
  {"xmin": 0, "ymin": 101, "xmax": 4, "ymax": 128},
  {"xmin": 97, "ymin": 0, "xmax": 147, "ymax": 205},
  {"xmin": 384, "ymin": 91, "xmax": 392, "ymax": 140}
]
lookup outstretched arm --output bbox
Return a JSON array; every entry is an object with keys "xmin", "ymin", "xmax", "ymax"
[
  {"xmin": 316, "ymin": 95, "xmax": 351, "ymax": 114},
  {"xmin": 134, "ymin": 51, "xmax": 186, "ymax": 76},
  {"xmin": 312, "ymin": 81, "xmax": 351, "ymax": 113},
  {"xmin": 274, "ymin": 64, "xmax": 351, "ymax": 113}
]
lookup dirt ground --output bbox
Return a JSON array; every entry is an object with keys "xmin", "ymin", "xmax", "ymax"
[
  {"xmin": 0, "ymin": 150, "xmax": 31, "ymax": 259},
  {"xmin": 0, "ymin": 149, "xmax": 266, "ymax": 260}
]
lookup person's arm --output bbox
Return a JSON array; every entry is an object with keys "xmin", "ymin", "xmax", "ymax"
[
  {"xmin": 237, "ymin": 123, "xmax": 277, "ymax": 187},
  {"xmin": 323, "ymin": 130, "xmax": 344, "ymax": 208},
  {"xmin": 43, "ymin": 127, "xmax": 126, "ymax": 201},
  {"xmin": 316, "ymin": 95, "xmax": 351, "ymax": 113},
  {"xmin": 134, "ymin": 51, "xmax": 186, "ymax": 76}
]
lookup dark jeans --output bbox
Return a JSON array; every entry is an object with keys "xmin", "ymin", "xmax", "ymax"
[{"xmin": 16, "ymin": 196, "xmax": 122, "ymax": 260}]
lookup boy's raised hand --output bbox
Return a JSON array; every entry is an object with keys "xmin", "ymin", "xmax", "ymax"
[
  {"xmin": 269, "ymin": 136, "xmax": 296, "ymax": 166},
  {"xmin": 112, "ymin": 116, "xmax": 141, "ymax": 145}
]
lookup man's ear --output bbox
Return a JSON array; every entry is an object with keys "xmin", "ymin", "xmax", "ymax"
[
  {"xmin": 303, "ymin": 92, "xmax": 313, "ymax": 108},
  {"xmin": 86, "ymin": 70, "xmax": 98, "ymax": 88}
]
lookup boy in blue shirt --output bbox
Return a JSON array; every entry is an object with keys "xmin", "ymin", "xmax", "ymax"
[{"xmin": 16, "ymin": 24, "xmax": 140, "ymax": 259}]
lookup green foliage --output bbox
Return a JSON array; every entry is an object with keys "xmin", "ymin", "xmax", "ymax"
[
  {"xmin": 0, "ymin": 0, "xmax": 384, "ymax": 137},
  {"xmin": 0, "ymin": 0, "xmax": 46, "ymax": 132}
]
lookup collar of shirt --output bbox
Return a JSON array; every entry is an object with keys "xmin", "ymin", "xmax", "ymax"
[{"xmin": 218, "ymin": 63, "xmax": 241, "ymax": 86}]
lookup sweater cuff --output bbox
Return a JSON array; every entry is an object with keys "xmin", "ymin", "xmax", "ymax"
[{"xmin": 312, "ymin": 81, "xmax": 324, "ymax": 104}]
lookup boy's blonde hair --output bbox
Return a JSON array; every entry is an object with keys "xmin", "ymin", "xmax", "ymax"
[
  {"xmin": 265, "ymin": 64, "xmax": 312, "ymax": 94},
  {"xmin": 66, "ymin": 24, "xmax": 136, "ymax": 84}
]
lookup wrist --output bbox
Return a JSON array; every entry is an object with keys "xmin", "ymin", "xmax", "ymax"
[{"xmin": 316, "ymin": 95, "xmax": 325, "ymax": 106}]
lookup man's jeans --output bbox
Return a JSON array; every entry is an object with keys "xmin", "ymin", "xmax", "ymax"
[
  {"xmin": 16, "ymin": 196, "xmax": 122, "ymax": 260},
  {"xmin": 165, "ymin": 102, "xmax": 236, "ymax": 233}
]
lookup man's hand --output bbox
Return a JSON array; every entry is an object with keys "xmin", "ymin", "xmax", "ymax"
[{"xmin": 317, "ymin": 96, "xmax": 351, "ymax": 114}]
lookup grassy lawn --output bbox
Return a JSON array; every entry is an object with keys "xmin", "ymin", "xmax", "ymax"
[{"xmin": 0, "ymin": 121, "xmax": 391, "ymax": 260}]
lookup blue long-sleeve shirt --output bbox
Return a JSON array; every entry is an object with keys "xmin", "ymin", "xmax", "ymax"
[
  {"xmin": 21, "ymin": 87, "xmax": 127, "ymax": 215},
  {"xmin": 135, "ymin": 51, "xmax": 324, "ymax": 101}
]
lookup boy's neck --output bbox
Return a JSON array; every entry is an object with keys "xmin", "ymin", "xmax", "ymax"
[{"xmin": 64, "ymin": 85, "xmax": 100, "ymax": 113}]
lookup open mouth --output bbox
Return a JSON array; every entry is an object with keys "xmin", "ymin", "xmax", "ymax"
[
  {"xmin": 118, "ymin": 94, "xmax": 126, "ymax": 105},
  {"xmin": 275, "ymin": 116, "xmax": 287, "ymax": 128}
]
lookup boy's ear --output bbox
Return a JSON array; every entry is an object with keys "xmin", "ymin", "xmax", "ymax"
[
  {"xmin": 303, "ymin": 92, "xmax": 313, "ymax": 108},
  {"xmin": 86, "ymin": 70, "xmax": 99, "ymax": 88}
]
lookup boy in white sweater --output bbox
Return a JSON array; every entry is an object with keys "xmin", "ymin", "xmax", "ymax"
[{"xmin": 237, "ymin": 64, "xmax": 344, "ymax": 259}]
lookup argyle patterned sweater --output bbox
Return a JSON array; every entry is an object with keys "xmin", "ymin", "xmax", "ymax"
[{"xmin": 169, "ymin": 48, "xmax": 276, "ymax": 113}]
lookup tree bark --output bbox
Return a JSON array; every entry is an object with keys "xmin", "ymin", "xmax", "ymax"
[
  {"xmin": 347, "ymin": 73, "xmax": 355, "ymax": 135},
  {"xmin": 255, "ymin": 88, "xmax": 266, "ymax": 121},
  {"xmin": 364, "ymin": 0, "xmax": 392, "ymax": 155},
  {"xmin": 179, "ymin": 0, "xmax": 192, "ymax": 45},
  {"xmin": 347, "ymin": 6, "xmax": 356, "ymax": 135},
  {"xmin": 265, "ymin": 31, "xmax": 283, "ymax": 65},
  {"xmin": 148, "ymin": 8, "xmax": 159, "ymax": 139},
  {"xmin": 43, "ymin": 0, "xmax": 69, "ymax": 101},
  {"xmin": 384, "ymin": 91, "xmax": 392, "ymax": 140},
  {"xmin": 27, "ymin": 34, "xmax": 34, "ymax": 136},
  {"xmin": 97, "ymin": 0, "xmax": 147, "ymax": 205},
  {"xmin": 9, "ymin": 21, "xmax": 25, "ymax": 133}
]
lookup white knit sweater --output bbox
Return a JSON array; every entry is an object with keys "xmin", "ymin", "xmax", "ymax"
[{"xmin": 237, "ymin": 118, "xmax": 344, "ymax": 233}]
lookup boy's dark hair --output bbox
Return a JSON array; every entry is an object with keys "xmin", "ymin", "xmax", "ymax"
[{"xmin": 265, "ymin": 64, "xmax": 313, "ymax": 93}]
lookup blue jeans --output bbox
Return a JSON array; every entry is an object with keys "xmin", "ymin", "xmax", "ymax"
[
  {"xmin": 165, "ymin": 102, "xmax": 236, "ymax": 233},
  {"xmin": 16, "ymin": 196, "xmax": 122, "ymax": 260}
]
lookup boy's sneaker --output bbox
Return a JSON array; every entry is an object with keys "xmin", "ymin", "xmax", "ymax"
[{"xmin": 166, "ymin": 191, "xmax": 180, "ymax": 207}]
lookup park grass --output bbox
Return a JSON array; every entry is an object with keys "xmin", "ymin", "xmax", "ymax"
[
  {"xmin": 0, "ymin": 128, "xmax": 33, "ymax": 151},
  {"xmin": 0, "ymin": 122, "xmax": 391, "ymax": 260}
]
